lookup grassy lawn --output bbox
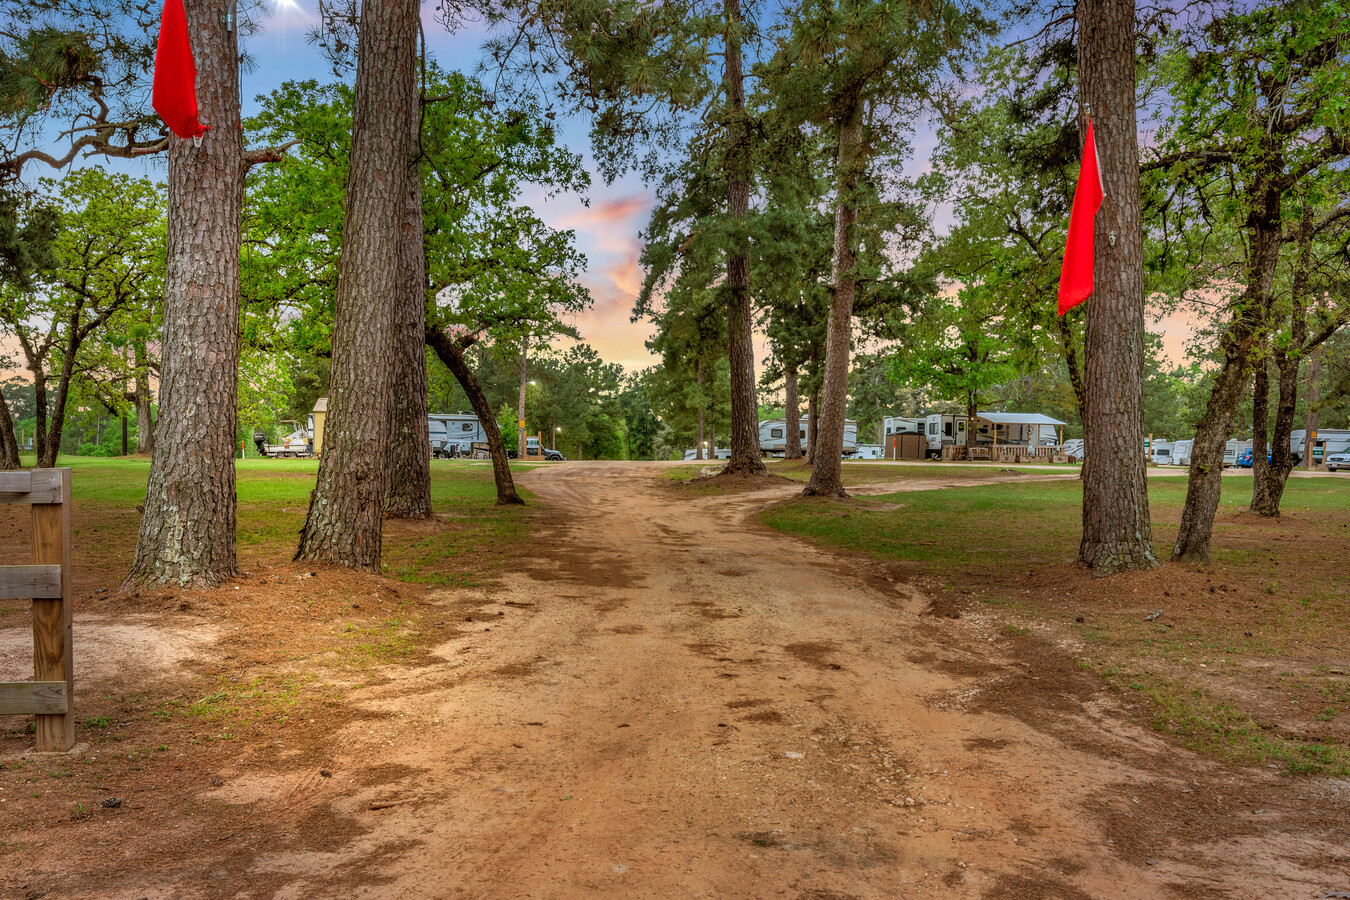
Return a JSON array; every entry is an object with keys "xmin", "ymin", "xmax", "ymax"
[
  {"xmin": 2, "ymin": 455, "xmax": 540, "ymax": 792},
  {"xmin": 762, "ymin": 471, "xmax": 1350, "ymax": 776},
  {"xmin": 5, "ymin": 454, "xmax": 538, "ymax": 589}
]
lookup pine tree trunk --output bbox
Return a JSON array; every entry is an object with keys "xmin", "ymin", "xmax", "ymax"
[
  {"xmin": 297, "ymin": 0, "xmax": 419, "ymax": 570},
  {"xmin": 784, "ymin": 363, "xmax": 802, "ymax": 460},
  {"xmin": 709, "ymin": 418, "xmax": 716, "ymax": 459},
  {"xmin": 1076, "ymin": 0, "xmax": 1158, "ymax": 573},
  {"xmin": 125, "ymin": 0, "xmax": 242, "ymax": 589},
  {"xmin": 721, "ymin": 0, "xmax": 766, "ymax": 477},
  {"xmin": 803, "ymin": 104, "xmax": 863, "ymax": 499},
  {"xmin": 384, "ymin": 114, "xmax": 431, "ymax": 520},
  {"xmin": 1250, "ymin": 360, "xmax": 1271, "ymax": 509},
  {"xmin": 425, "ymin": 329, "xmax": 523, "ymax": 505},
  {"xmin": 0, "ymin": 390, "xmax": 18, "ymax": 469},
  {"xmin": 134, "ymin": 341, "xmax": 155, "ymax": 455}
]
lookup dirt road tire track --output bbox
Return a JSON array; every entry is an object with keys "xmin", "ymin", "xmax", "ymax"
[{"xmin": 41, "ymin": 462, "xmax": 1349, "ymax": 899}]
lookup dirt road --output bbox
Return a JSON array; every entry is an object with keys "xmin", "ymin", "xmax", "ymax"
[{"xmin": 27, "ymin": 462, "xmax": 1350, "ymax": 898}]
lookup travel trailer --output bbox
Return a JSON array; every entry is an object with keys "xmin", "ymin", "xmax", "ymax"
[
  {"xmin": 1291, "ymin": 429, "xmax": 1350, "ymax": 465},
  {"xmin": 1170, "ymin": 439, "xmax": 1194, "ymax": 467},
  {"xmin": 429, "ymin": 414, "xmax": 488, "ymax": 458},
  {"xmin": 758, "ymin": 417, "xmax": 858, "ymax": 456},
  {"xmin": 882, "ymin": 416, "xmax": 925, "ymax": 437},
  {"xmin": 1150, "ymin": 440, "xmax": 1173, "ymax": 465}
]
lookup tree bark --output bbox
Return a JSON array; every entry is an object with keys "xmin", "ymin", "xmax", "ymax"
[
  {"xmin": 1250, "ymin": 360, "xmax": 1271, "ymax": 508},
  {"xmin": 0, "ymin": 388, "xmax": 19, "ymax": 469},
  {"xmin": 385, "ymin": 110, "xmax": 431, "ymax": 520},
  {"xmin": 1252, "ymin": 350, "xmax": 1298, "ymax": 516},
  {"xmin": 803, "ymin": 104, "xmax": 863, "ymax": 499},
  {"xmin": 709, "ymin": 417, "xmax": 716, "ymax": 459},
  {"xmin": 966, "ymin": 392, "xmax": 977, "ymax": 451},
  {"xmin": 1172, "ymin": 206, "xmax": 1280, "ymax": 561},
  {"xmin": 297, "ymin": 0, "xmax": 419, "ymax": 570},
  {"xmin": 32, "ymin": 368, "xmax": 49, "ymax": 464},
  {"xmin": 721, "ymin": 0, "xmax": 767, "ymax": 477},
  {"xmin": 125, "ymin": 0, "xmax": 243, "ymax": 589},
  {"xmin": 425, "ymin": 328, "xmax": 523, "ymax": 505},
  {"xmin": 1254, "ymin": 221, "xmax": 1313, "ymax": 513},
  {"xmin": 1056, "ymin": 311, "xmax": 1087, "ymax": 425},
  {"xmin": 1076, "ymin": 0, "xmax": 1158, "ymax": 573},
  {"xmin": 134, "ymin": 341, "xmax": 155, "ymax": 455},
  {"xmin": 39, "ymin": 328, "xmax": 82, "ymax": 468},
  {"xmin": 783, "ymin": 362, "xmax": 802, "ymax": 460}
]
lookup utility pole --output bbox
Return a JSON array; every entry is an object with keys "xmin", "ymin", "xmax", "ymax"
[
  {"xmin": 1304, "ymin": 351, "xmax": 1321, "ymax": 469},
  {"xmin": 517, "ymin": 333, "xmax": 529, "ymax": 459}
]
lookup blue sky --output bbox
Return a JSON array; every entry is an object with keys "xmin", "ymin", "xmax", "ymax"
[{"xmin": 79, "ymin": 1, "xmax": 1194, "ymax": 374}]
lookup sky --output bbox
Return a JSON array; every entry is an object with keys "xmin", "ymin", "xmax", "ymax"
[
  {"xmin": 4, "ymin": 1, "xmax": 1198, "ymax": 382},
  {"xmin": 254, "ymin": 1, "xmax": 666, "ymax": 372}
]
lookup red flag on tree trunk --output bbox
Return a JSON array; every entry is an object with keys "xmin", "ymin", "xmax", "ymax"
[
  {"xmin": 152, "ymin": 0, "xmax": 208, "ymax": 140},
  {"xmin": 1057, "ymin": 120, "xmax": 1104, "ymax": 316}
]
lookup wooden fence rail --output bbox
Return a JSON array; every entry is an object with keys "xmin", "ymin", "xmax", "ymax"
[{"xmin": 0, "ymin": 468, "xmax": 74, "ymax": 752}]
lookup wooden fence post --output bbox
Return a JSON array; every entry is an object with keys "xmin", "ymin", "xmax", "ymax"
[{"xmin": 0, "ymin": 468, "xmax": 74, "ymax": 752}]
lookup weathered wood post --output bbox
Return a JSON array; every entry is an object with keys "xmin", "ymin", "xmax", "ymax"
[{"xmin": 0, "ymin": 468, "xmax": 75, "ymax": 752}]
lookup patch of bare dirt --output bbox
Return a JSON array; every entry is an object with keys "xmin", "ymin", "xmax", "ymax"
[{"xmin": 2, "ymin": 462, "xmax": 1347, "ymax": 900}]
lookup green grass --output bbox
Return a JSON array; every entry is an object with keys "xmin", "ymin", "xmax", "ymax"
[
  {"xmin": 761, "ymin": 472, "xmax": 1350, "ymax": 775},
  {"xmin": 8, "ymin": 454, "xmax": 537, "ymax": 581}
]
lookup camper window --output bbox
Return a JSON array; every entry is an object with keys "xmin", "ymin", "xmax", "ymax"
[
  {"xmin": 771, "ymin": 428, "xmax": 783, "ymax": 438},
  {"xmin": 462, "ymin": 423, "xmax": 473, "ymax": 431},
  {"xmin": 929, "ymin": 423, "xmax": 937, "ymax": 435},
  {"xmin": 944, "ymin": 422, "xmax": 953, "ymax": 437},
  {"xmin": 800, "ymin": 430, "xmax": 807, "ymax": 438}
]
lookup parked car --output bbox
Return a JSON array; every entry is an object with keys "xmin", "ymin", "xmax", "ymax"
[
  {"xmin": 1326, "ymin": 451, "xmax": 1350, "ymax": 473},
  {"xmin": 543, "ymin": 449, "xmax": 566, "ymax": 461}
]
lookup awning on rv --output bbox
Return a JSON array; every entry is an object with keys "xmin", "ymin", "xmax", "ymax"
[{"xmin": 976, "ymin": 412, "xmax": 1067, "ymax": 426}]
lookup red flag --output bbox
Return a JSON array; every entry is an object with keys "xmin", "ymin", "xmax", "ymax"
[
  {"xmin": 1057, "ymin": 120, "xmax": 1104, "ymax": 316},
  {"xmin": 152, "ymin": 0, "xmax": 208, "ymax": 140}
]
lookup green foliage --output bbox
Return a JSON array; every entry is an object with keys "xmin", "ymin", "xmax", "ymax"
[
  {"xmin": 246, "ymin": 66, "xmax": 592, "ymax": 398},
  {"xmin": 889, "ymin": 284, "xmax": 1017, "ymax": 423}
]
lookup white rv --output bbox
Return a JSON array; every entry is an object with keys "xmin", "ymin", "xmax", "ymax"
[
  {"xmin": 429, "ymin": 413, "xmax": 488, "ymax": 458},
  {"xmin": 1170, "ymin": 439, "xmax": 1194, "ymax": 467},
  {"xmin": 1150, "ymin": 441, "xmax": 1173, "ymax": 465},
  {"xmin": 1291, "ymin": 429, "xmax": 1350, "ymax": 465},
  {"xmin": 882, "ymin": 416, "xmax": 925, "ymax": 437},
  {"xmin": 758, "ymin": 417, "xmax": 858, "ymax": 456}
]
